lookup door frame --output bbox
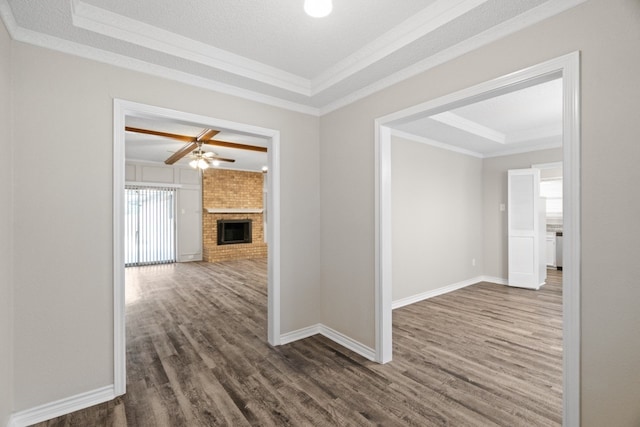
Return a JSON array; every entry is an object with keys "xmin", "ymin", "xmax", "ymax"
[
  {"xmin": 113, "ymin": 99, "xmax": 282, "ymax": 395},
  {"xmin": 374, "ymin": 52, "xmax": 580, "ymax": 426}
]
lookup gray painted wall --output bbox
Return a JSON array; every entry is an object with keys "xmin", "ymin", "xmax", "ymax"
[
  {"xmin": 0, "ymin": 18, "xmax": 13, "ymax": 427},
  {"xmin": 3, "ymin": 0, "xmax": 640, "ymax": 425},
  {"xmin": 391, "ymin": 135, "xmax": 483, "ymax": 301},
  {"xmin": 390, "ymin": 140, "xmax": 562, "ymax": 302},
  {"xmin": 483, "ymin": 148, "xmax": 563, "ymax": 279},
  {"xmin": 10, "ymin": 41, "xmax": 321, "ymax": 411},
  {"xmin": 320, "ymin": 1, "xmax": 640, "ymax": 424}
]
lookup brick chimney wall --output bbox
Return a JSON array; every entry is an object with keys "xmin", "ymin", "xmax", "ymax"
[{"xmin": 202, "ymin": 168, "xmax": 267, "ymax": 262}]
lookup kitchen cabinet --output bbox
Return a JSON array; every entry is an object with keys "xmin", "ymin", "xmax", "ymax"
[{"xmin": 546, "ymin": 232, "xmax": 556, "ymax": 267}]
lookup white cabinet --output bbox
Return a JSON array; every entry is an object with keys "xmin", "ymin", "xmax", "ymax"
[{"xmin": 546, "ymin": 233, "xmax": 556, "ymax": 267}]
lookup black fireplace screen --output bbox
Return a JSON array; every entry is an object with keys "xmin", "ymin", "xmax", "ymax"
[{"xmin": 217, "ymin": 219, "xmax": 252, "ymax": 245}]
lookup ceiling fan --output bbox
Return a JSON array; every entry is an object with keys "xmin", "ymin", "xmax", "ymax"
[
  {"xmin": 125, "ymin": 126, "xmax": 267, "ymax": 169},
  {"xmin": 187, "ymin": 142, "xmax": 236, "ymax": 170}
]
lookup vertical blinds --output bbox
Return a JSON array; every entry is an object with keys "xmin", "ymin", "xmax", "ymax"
[{"xmin": 125, "ymin": 186, "xmax": 177, "ymax": 266}]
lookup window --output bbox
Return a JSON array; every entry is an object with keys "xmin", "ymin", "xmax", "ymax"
[
  {"xmin": 540, "ymin": 179, "xmax": 562, "ymax": 218},
  {"xmin": 125, "ymin": 186, "xmax": 177, "ymax": 266}
]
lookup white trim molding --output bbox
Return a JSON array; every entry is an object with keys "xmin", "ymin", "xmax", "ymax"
[
  {"xmin": 113, "ymin": 99, "xmax": 283, "ymax": 398},
  {"xmin": 280, "ymin": 324, "xmax": 322, "ymax": 345},
  {"xmin": 8, "ymin": 386, "xmax": 115, "ymax": 427},
  {"xmin": 113, "ymin": 101, "xmax": 127, "ymax": 397},
  {"xmin": 0, "ymin": 0, "xmax": 587, "ymax": 115},
  {"xmin": 480, "ymin": 276, "xmax": 509, "ymax": 286},
  {"xmin": 311, "ymin": 0, "xmax": 489, "ymax": 94},
  {"xmin": 205, "ymin": 208, "xmax": 263, "ymax": 214},
  {"xmin": 390, "ymin": 129, "xmax": 562, "ymax": 160},
  {"xmin": 319, "ymin": 325, "xmax": 376, "ymax": 362},
  {"xmin": 320, "ymin": 0, "xmax": 588, "ymax": 114},
  {"xmin": 280, "ymin": 324, "xmax": 376, "ymax": 362},
  {"xmin": 70, "ymin": 0, "xmax": 310, "ymax": 96},
  {"xmin": 375, "ymin": 51, "xmax": 581, "ymax": 427},
  {"xmin": 392, "ymin": 276, "xmax": 484, "ymax": 310},
  {"xmin": 392, "ymin": 275, "xmax": 509, "ymax": 310},
  {"xmin": 390, "ymin": 129, "xmax": 484, "ymax": 158},
  {"xmin": 430, "ymin": 111, "xmax": 506, "ymax": 144}
]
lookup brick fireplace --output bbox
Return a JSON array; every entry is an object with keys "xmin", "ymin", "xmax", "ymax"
[{"xmin": 202, "ymin": 168, "xmax": 268, "ymax": 262}]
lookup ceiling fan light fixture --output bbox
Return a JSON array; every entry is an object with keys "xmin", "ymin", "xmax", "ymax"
[
  {"xmin": 189, "ymin": 157, "xmax": 210, "ymax": 170},
  {"xmin": 197, "ymin": 158, "xmax": 210, "ymax": 170},
  {"xmin": 304, "ymin": 0, "xmax": 332, "ymax": 18}
]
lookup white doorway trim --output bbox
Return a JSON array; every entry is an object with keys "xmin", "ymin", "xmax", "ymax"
[
  {"xmin": 374, "ymin": 52, "xmax": 580, "ymax": 426},
  {"xmin": 113, "ymin": 99, "xmax": 282, "ymax": 396}
]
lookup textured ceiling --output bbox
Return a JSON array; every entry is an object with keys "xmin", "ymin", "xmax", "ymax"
[{"xmin": 1, "ymin": 0, "xmax": 585, "ymax": 113}]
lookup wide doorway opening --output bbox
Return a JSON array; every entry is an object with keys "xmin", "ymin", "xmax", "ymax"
[
  {"xmin": 113, "ymin": 100, "xmax": 282, "ymax": 397},
  {"xmin": 375, "ymin": 52, "xmax": 580, "ymax": 425}
]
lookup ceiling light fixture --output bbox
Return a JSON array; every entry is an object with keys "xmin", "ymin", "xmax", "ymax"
[
  {"xmin": 189, "ymin": 144, "xmax": 214, "ymax": 170},
  {"xmin": 189, "ymin": 157, "xmax": 210, "ymax": 170},
  {"xmin": 304, "ymin": 0, "xmax": 332, "ymax": 18}
]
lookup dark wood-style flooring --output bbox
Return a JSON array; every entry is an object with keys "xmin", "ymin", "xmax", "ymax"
[{"xmin": 33, "ymin": 260, "xmax": 562, "ymax": 426}]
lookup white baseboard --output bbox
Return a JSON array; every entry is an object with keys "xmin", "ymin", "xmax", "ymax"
[
  {"xmin": 280, "ymin": 324, "xmax": 322, "ymax": 344},
  {"xmin": 480, "ymin": 275, "xmax": 509, "ymax": 286},
  {"xmin": 8, "ymin": 385, "xmax": 116, "ymax": 427},
  {"xmin": 279, "ymin": 323, "xmax": 376, "ymax": 362},
  {"xmin": 392, "ymin": 275, "xmax": 510, "ymax": 310},
  {"xmin": 317, "ymin": 324, "xmax": 376, "ymax": 361},
  {"xmin": 392, "ymin": 276, "xmax": 484, "ymax": 310}
]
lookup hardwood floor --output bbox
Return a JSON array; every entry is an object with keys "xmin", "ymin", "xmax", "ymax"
[{"xmin": 32, "ymin": 261, "xmax": 562, "ymax": 426}]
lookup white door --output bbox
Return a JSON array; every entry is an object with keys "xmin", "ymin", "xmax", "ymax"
[{"xmin": 508, "ymin": 168, "xmax": 544, "ymax": 289}]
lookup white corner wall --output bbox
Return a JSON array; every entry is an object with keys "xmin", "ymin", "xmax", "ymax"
[
  {"xmin": 391, "ymin": 135, "xmax": 483, "ymax": 303},
  {"xmin": 482, "ymin": 148, "xmax": 562, "ymax": 280},
  {"xmin": 320, "ymin": 1, "xmax": 640, "ymax": 424},
  {"xmin": 0, "ymin": 17, "xmax": 13, "ymax": 427},
  {"xmin": 10, "ymin": 41, "xmax": 321, "ymax": 413}
]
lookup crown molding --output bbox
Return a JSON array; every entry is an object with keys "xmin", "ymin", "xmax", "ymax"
[
  {"xmin": 319, "ymin": 0, "xmax": 588, "ymax": 114},
  {"xmin": 483, "ymin": 140, "xmax": 562, "ymax": 158},
  {"xmin": 0, "ymin": 2, "xmax": 319, "ymax": 116},
  {"xmin": 0, "ymin": 0, "xmax": 17, "ymax": 37},
  {"xmin": 431, "ymin": 111, "xmax": 506, "ymax": 144},
  {"xmin": 390, "ymin": 128, "xmax": 562, "ymax": 159},
  {"xmin": 390, "ymin": 129, "xmax": 484, "ymax": 158},
  {"xmin": 70, "ymin": 0, "xmax": 311, "ymax": 96},
  {"xmin": 507, "ymin": 124, "xmax": 562, "ymax": 143},
  {"xmin": 310, "ymin": 0, "xmax": 489, "ymax": 94},
  {"xmin": 1, "ymin": 0, "xmax": 587, "ymax": 117},
  {"xmin": 71, "ymin": 0, "xmax": 490, "ymax": 99}
]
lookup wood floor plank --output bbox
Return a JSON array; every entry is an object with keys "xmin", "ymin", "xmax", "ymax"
[{"xmin": 31, "ymin": 260, "xmax": 562, "ymax": 426}]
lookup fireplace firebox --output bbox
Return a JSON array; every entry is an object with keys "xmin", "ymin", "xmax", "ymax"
[{"xmin": 217, "ymin": 219, "xmax": 252, "ymax": 245}]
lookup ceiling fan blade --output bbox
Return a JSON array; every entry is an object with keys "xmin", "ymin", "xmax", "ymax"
[
  {"xmin": 206, "ymin": 139, "xmax": 268, "ymax": 152},
  {"xmin": 165, "ymin": 128, "xmax": 218, "ymax": 164},
  {"xmin": 210, "ymin": 156, "xmax": 236, "ymax": 163},
  {"xmin": 126, "ymin": 126, "xmax": 258, "ymax": 163},
  {"xmin": 197, "ymin": 129, "xmax": 220, "ymax": 142},
  {"xmin": 165, "ymin": 142, "xmax": 198, "ymax": 165},
  {"xmin": 125, "ymin": 126, "xmax": 195, "ymax": 142}
]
